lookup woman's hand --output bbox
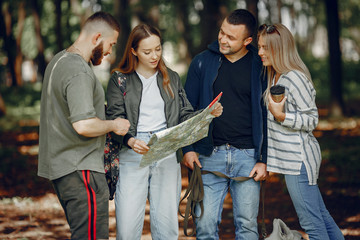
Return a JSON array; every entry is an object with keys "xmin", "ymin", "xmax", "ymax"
[
  {"xmin": 127, "ymin": 137, "xmax": 150, "ymax": 155},
  {"xmin": 268, "ymin": 94, "xmax": 287, "ymax": 122},
  {"xmin": 211, "ymin": 102, "xmax": 223, "ymax": 117}
]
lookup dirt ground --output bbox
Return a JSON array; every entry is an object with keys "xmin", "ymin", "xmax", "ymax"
[{"xmin": 0, "ymin": 164, "xmax": 360, "ymax": 239}]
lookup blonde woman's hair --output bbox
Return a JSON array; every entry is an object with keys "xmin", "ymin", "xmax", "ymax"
[{"xmin": 257, "ymin": 23, "xmax": 313, "ymax": 105}]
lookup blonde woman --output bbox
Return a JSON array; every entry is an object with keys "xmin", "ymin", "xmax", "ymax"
[{"xmin": 258, "ymin": 23, "xmax": 344, "ymax": 240}]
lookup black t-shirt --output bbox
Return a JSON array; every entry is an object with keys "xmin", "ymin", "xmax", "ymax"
[{"xmin": 212, "ymin": 51, "xmax": 254, "ymax": 149}]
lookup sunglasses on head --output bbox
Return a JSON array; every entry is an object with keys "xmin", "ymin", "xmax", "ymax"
[{"xmin": 259, "ymin": 24, "xmax": 279, "ymax": 34}]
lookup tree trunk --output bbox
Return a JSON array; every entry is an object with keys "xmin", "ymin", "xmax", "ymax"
[
  {"xmin": 0, "ymin": 1, "xmax": 17, "ymax": 86},
  {"xmin": 325, "ymin": 0, "xmax": 344, "ymax": 117},
  {"xmin": 133, "ymin": 2, "xmax": 159, "ymax": 29},
  {"xmin": 277, "ymin": 0, "xmax": 282, "ymax": 23},
  {"xmin": 246, "ymin": 0, "xmax": 259, "ymax": 46},
  {"xmin": 31, "ymin": 0, "xmax": 46, "ymax": 80},
  {"xmin": 198, "ymin": 0, "xmax": 223, "ymax": 53},
  {"xmin": 55, "ymin": 0, "xmax": 63, "ymax": 52},
  {"xmin": 112, "ymin": 0, "xmax": 132, "ymax": 70},
  {"xmin": 66, "ymin": 0, "xmax": 72, "ymax": 47},
  {"xmin": 173, "ymin": 0, "xmax": 193, "ymax": 62},
  {"xmin": 14, "ymin": 1, "xmax": 26, "ymax": 86},
  {"xmin": 246, "ymin": 0, "xmax": 258, "ymax": 22},
  {"xmin": 0, "ymin": 93, "xmax": 6, "ymax": 116}
]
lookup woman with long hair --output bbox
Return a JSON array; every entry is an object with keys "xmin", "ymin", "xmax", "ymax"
[
  {"xmin": 258, "ymin": 23, "xmax": 344, "ymax": 240},
  {"xmin": 106, "ymin": 23, "xmax": 222, "ymax": 240}
]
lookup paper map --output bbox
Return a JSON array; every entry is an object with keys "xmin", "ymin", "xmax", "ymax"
[{"xmin": 139, "ymin": 92, "xmax": 222, "ymax": 167}]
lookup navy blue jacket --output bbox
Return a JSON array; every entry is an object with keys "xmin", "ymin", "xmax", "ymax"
[{"xmin": 183, "ymin": 40, "xmax": 268, "ymax": 163}]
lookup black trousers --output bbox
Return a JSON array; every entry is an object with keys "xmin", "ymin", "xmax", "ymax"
[{"xmin": 52, "ymin": 170, "xmax": 109, "ymax": 240}]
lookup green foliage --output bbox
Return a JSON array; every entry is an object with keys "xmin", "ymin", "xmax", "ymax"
[
  {"xmin": 319, "ymin": 135, "xmax": 360, "ymax": 184},
  {"xmin": 340, "ymin": 0, "xmax": 360, "ymax": 44},
  {"xmin": 301, "ymin": 53, "xmax": 330, "ymax": 102},
  {"xmin": 21, "ymin": 17, "xmax": 37, "ymax": 59},
  {"xmin": 96, "ymin": 0, "xmax": 116, "ymax": 14},
  {"xmin": 301, "ymin": 53, "xmax": 360, "ymax": 104},
  {"xmin": 343, "ymin": 61, "xmax": 360, "ymax": 101},
  {"xmin": 1, "ymin": 83, "xmax": 41, "ymax": 107},
  {"xmin": 41, "ymin": 0, "xmax": 57, "ymax": 55},
  {"xmin": 0, "ymin": 83, "xmax": 41, "ymax": 132},
  {"xmin": 0, "ymin": 0, "xmax": 359, "ymax": 111}
]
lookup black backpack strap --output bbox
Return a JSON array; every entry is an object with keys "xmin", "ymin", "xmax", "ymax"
[{"xmin": 179, "ymin": 163, "xmax": 204, "ymax": 237}]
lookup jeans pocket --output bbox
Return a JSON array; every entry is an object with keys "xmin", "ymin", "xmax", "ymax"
[{"xmin": 243, "ymin": 148, "xmax": 255, "ymax": 158}]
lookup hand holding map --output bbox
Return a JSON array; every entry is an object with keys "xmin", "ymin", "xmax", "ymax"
[{"xmin": 139, "ymin": 92, "xmax": 223, "ymax": 167}]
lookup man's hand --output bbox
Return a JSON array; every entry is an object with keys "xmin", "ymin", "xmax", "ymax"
[
  {"xmin": 211, "ymin": 102, "xmax": 223, "ymax": 117},
  {"xmin": 112, "ymin": 118, "xmax": 130, "ymax": 136},
  {"xmin": 182, "ymin": 151, "xmax": 202, "ymax": 170},
  {"xmin": 249, "ymin": 162, "xmax": 268, "ymax": 181},
  {"xmin": 72, "ymin": 117, "xmax": 129, "ymax": 137}
]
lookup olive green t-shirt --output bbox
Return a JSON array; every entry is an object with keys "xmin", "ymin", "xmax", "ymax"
[{"xmin": 38, "ymin": 50, "xmax": 106, "ymax": 180}]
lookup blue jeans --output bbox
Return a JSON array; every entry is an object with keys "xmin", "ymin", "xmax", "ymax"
[
  {"xmin": 285, "ymin": 163, "xmax": 344, "ymax": 240},
  {"xmin": 195, "ymin": 144, "xmax": 260, "ymax": 240},
  {"xmin": 115, "ymin": 130, "xmax": 181, "ymax": 240}
]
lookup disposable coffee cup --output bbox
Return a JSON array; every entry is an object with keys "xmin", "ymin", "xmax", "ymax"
[{"xmin": 270, "ymin": 85, "xmax": 285, "ymax": 103}]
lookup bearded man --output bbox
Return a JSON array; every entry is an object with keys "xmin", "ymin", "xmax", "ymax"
[{"xmin": 38, "ymin": 12, "xmax": 130, "ymax": 239}]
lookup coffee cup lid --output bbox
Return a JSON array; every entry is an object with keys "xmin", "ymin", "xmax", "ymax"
[{"xmin": 270, "ymin": 85, "xmax": 285, "ymax": 94}]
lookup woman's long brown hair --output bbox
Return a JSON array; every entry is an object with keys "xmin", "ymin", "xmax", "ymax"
[{"xmin": 112, "ymin": 24, "xmax": 174, "ymax": 98}]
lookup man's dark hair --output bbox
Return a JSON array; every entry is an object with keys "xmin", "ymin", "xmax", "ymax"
[
  {"xmin": 227, "ymin": 9, "xmax": 256, "ymax": 38},
  {"xmin": 85, "ymin": 11, "xmax": 121, "ymax": 33}
]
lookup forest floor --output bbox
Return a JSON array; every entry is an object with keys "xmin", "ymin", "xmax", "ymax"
[{"xmin": 0, "ymin": 113, "xmax": 360, "ymax": 239}]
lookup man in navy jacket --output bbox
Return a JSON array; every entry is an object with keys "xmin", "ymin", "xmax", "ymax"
[{"xmin": 182, "ymin": 9, "xmax": 267, "ymax": 239}]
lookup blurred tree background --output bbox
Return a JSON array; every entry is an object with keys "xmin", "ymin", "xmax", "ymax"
[
  {"xmin": 0, "ymin": 0, "xmax": 359, "ymax": 118},
  {"xmin": 0, "ymin": 0, "xmax": 360, "ymax": 238}
]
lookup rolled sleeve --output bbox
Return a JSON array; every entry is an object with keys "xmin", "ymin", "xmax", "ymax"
[{"xmin": 282, "ymin": 112, "xmax": 296, "ymax": 128}]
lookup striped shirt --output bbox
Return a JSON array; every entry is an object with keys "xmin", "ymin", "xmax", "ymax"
[{"xmin": 267, "ymin": 70, "xmax": 321, "ymax": 185}]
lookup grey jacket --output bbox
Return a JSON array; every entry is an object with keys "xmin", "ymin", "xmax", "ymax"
[{"xmin": 106, "ymin": 69, "xmax": 198, "ymax": 159}]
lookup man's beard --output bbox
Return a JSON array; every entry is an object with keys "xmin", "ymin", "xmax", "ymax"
[
  {"xmin": 91, "ymin": 42, "xmax": 104, "ymax": 66},
  {"xmin": 219, "ymin": 44, "xmax": 234, "ymax": 55},
  {"xmin": 219, "ymin": 42, "xmax": 244, "ymax": 56}
]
